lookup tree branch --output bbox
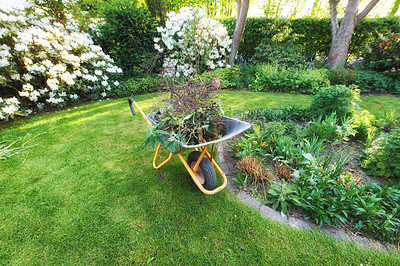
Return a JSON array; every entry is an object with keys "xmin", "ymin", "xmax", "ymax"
[
  {"xmin": 236, "ymin": 0, "xmax": 241, "ymax": 25},
  {"xmin": 329, "ymin": 0, "xmax": 340, "ymax": 38},
  {"xmin": 355, "ymin": 0, "xmax": 381, "ymax": 25}
]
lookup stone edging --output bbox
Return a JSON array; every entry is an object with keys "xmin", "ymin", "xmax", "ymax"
[{"xmin": 216, "ymin": 141, "xmax": 398, "ymax": 253}]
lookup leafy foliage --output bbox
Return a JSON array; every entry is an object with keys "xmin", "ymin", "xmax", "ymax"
[
  {"xmin": 328, "ymin": 68, "xmax": 358, "ymax": 86},
  {"xmin": 362, "ymin": 126, "xmax": 400, "ymax": 179},
  {"xmin": 110, "ymin": 76, "xmax": 161, "ymax": 97},
  {"xmin": 354, "ymin": 70, "xmax": 400, "ymax": 94},
  {"xmin": 364, "ymin": 32, "xmax": 400, "ymax": 80},
  {"xmin": 220, "ymin": 17, "xmax": 400, "ymax": 58},
  {"xmin": 250, "ymin": 65, "xmax": 329, "ymax": 94},
  {"xmin": 265, "ymin": 181, "xmax": 300, "ymax": 216},
  {"xmin": 0, "ymin": 7, "xmax": 122, "ymax": 120},
  {"xmin": 253, "ymin": 21, "xmax": 306, "ymax": 68},
  {"xmin": 244, "ymin": 104, "xmax": 310, "ymax": 123},
  {"xmin": 306, "ymin": 114, "xmax": 356, "ymax": 143},
  {"xmin": 309, "ymin": 85, "xmax": 360, "ymax": 121},
  {"xmin": 327, "ymin": 68, "xmax": 400, "ymax": 95},
  {"xmin": 95, "ymin": 0, "xmax": 159, "ymax": 78},
  {"xmin": 150, "ymin": 79, "xmax": 225, "ymax": 146},
  {"xmin": 194, "ymin": 67, "xmax": 237, "ymax": 89}
]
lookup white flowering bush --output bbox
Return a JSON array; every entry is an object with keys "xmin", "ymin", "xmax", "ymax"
[
  {"xmin": 154, "ymin": 7, "xmax": 232, "ymax": 77},
  {"xmin": 0, "ymin": 8, "xmax": 122, "ymax": 121}
]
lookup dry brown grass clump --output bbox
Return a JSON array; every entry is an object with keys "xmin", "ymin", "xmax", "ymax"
[
  {"xmin": 237, "ymin": 156, "xmax": 273, "ymax": 186},
  {"xmin": 274, "ymin": 161, "xmax": 293, "ymax": 181}
]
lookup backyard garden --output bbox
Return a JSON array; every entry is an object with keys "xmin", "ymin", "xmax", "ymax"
[{"xmin": 1, "ymin": 0, "xmax": 400, "ymax": 264}]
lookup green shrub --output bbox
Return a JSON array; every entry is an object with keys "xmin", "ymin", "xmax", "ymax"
[
  {"xmin": 364, "ymin": 32, "xmax": 400, "ymax": 80},
  {"xmin": 355, "ymin": 70, "xmax": 400, "ymax": 94},
  {"xmin": 250, "ymin": 65, "xmax": 329, "ymax": 94},
  {"xmin": 306, "ymin": 114, "xmax": 341, "ymax": 141},
  {"xmin": 309, "ymin": 85, "xmax": 359, "ymax": 121},
  {"xmin": 327, "ymin": 68, "xmax": 400, "ymax": 95},
  {"xmin": 352, "ymin": 110, "xmax": 378, "ymax": 141},
  {"xmin": 95, "ymin": 0, "xmax": 159, "ymax": 78},
  {"xmin": 220, "ymin": 17, "xmax": 400, "ymax": 58},
  {"xmin": 362, "ymin": 126, "xmax": 400, "ymax": 179},
  {"xmin": 194, "ymin": 68, "xmax": 237, "ymax": 89},
  {"xmin": 328, "ymin": 68, "xmax": 358, "ymax": 86},
  {"xmin": 230, "ymin": 63, "xmax": 262, "ymax": 89},
  {"xmin": 111, "ymin": 76, "xmax": 161, "ymax": 97},
  {"xmin": 253, "ymin": 21, "xmax": 306, "ymax": 68}
]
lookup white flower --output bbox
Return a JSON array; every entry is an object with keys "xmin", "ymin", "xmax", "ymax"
[
  {"xmin": 2, "ymin": 105, "xmax": 19, "ymax": 114},
  {"xmin": 22, "ymin": 73, "xmax": 33, "ymax": 81},
  {"xmin": 0, "ymin": 8, "xmax": 122, "ymax": 120},
  {"xmin": 47, "ymin": 78, "xmax": 59, "ymax": 91},
  {"xmin": 5, "ymin": 97, "xmax": 19, "ymax": 105},
  {"xmin": 101, "ymin": 92, "xmax": 107, "ymax": 97},
  {"xmin": 114, "ymin": 80, "xmax": 120, "ymax": 86},
  {"xmin": 157, "ymin": 7, "xmax": 231, "ymax": 77},
  {"xmin": 11, "ymin": 74, "xmax": 20, "ymax": 80}
]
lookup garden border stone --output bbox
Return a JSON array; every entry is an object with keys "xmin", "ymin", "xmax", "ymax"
[{"xmin": 216, "ymin": 141, "xmax": 398, "ymax": 254}]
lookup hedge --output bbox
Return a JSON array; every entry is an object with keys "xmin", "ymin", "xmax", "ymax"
[{"xmin": 220, "ymin": 17, "xmax": 400, "ymax": 58}]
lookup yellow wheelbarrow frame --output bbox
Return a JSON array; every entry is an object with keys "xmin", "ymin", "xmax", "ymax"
[{"xmin": 128, "ymin": 97, "xmax": 250, "ymax": 195}]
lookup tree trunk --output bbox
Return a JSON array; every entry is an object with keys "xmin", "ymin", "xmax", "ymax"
[
  {"xmin": 390, "ymin": 0, "xmax": 400, "ymax": 16},
  {"xmin": 327, "ymin": 0, "xmax": 380, "ymax": 69},
  {"xmin": 229, "ymin": 0, "xmax": 250, "ymax": 65}
]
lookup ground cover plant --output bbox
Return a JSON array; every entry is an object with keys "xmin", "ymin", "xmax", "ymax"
[{"xmin": 1, "ymin": 92, "xmax": 400, "ymax": 264}]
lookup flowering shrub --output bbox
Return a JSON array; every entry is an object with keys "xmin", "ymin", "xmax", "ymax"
[
  {"xmin": 328, "ymin": 68, "xmax": 358, "ymax": 86},
  {"xmin": 364, "ymin": 32, "xmax": 400, "ymax": 79},
  {"xmin": 0, "ymin": 8, "xmax": 122, "ymax": 121},
  {"xmin": 154, "ymin": 7, "xmax": 232, "ymax": 77}
]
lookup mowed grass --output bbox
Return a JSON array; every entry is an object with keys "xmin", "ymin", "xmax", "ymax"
[
  {"xmin": 1, "ymin": 91, "xmax": 400, "ymax": 264},
  {"xmin": 220, "ymin": 90, "xmax": 400, "ymax": 117}
]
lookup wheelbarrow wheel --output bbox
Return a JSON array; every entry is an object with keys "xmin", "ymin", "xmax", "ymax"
[{"xmin": 187, "ymin": 151, "xmax": 217, "ymax": 191}]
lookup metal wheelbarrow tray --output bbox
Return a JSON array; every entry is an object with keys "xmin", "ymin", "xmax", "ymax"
[{"xmin": 128, "ymin": 97, "xmax": 250, "ymax": 195}]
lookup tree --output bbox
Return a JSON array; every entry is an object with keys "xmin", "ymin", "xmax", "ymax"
[
  {"xmin": 390, "ymin": 0, "xmax": 400, "ymax": 16},
  {"xmin": 327, "ymin": 0, "xmax": 380, "ymax": 69},
  {"xmin": 229, "ymin": 0, "xmax": 250, "ymax": 65}
]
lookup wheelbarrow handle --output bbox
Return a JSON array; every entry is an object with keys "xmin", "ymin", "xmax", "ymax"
[
  {"xmin": 128, "ymin": 97, "xmax": 153, "ymax": 127},
  {"xmin": 128, "ymin": 97, "xmax": 136, "ymax": 116}
]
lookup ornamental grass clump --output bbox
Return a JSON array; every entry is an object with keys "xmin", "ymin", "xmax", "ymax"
[
  {"xmin": 0, "ymin": 7, "xmax": 122, "ymax": 121},
  {"xmin": 154, "ymin": 7, "xmax": 231, "ymax": 77}
]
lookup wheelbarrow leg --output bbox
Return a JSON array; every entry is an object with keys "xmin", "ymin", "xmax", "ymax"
[{"xmin": 153, "ymin": 144, "xmax": 173, "ymax": 169}]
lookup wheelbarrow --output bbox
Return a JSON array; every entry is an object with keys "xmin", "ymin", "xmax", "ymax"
[{"xmin": 128, "ymin": 97, "xmax": 250, "ymax": 195}]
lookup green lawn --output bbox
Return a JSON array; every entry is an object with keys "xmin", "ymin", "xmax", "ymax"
[{"xmin": 1, "ymin": 91, "xmax": 399, "ymax": 264}]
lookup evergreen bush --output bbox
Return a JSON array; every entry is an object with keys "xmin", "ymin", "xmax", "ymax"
[{"xmin": 95, "ymin": 0, "xmax": 158, "ymax": 78}]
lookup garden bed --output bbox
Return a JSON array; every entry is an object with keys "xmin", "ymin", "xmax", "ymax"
[{"xmin": 227, "ymin": 87, "xmax": 400, "ymax": 245}]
